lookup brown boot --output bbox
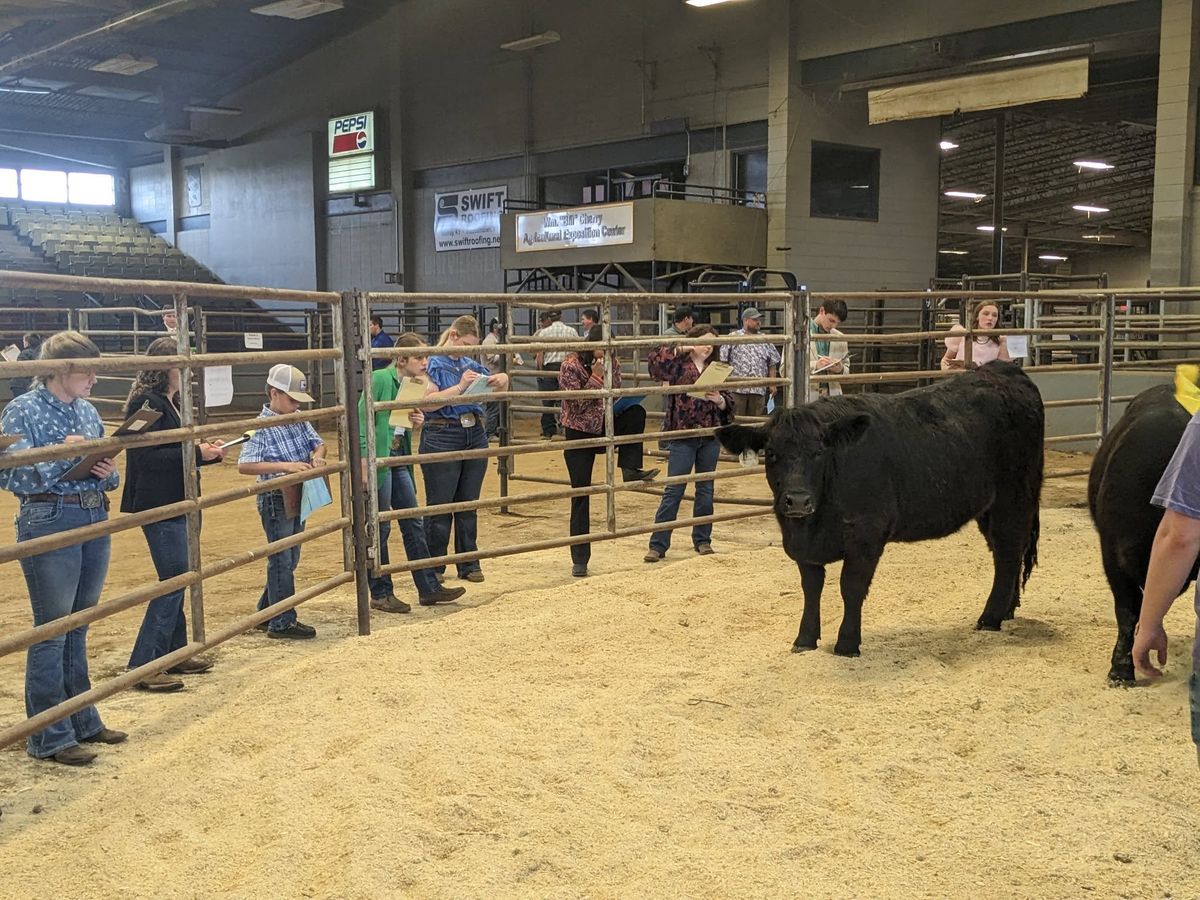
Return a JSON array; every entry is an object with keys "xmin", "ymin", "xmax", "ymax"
[{"xmin": 371, "ymin": 594, "xmax": 412, "ymax": 614}]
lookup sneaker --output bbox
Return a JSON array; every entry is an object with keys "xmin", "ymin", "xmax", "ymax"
[
  {"xmin": 418, "ymin": 586, "xmax": 467, "ymax": 606},
  {"xmin": 254, "ymin": 622, "xmax": 269, "ymax": 633},
  {"xmin": 166, "ymin": 656, "xmax": 214, "ymax": 675},
  {"xmin": 51, "ymin": 745, "xmax": 97, "ymax": 766},
  {"xmin": 644, "ymin": 549, "xmax": 663, "ymax": 563},
  {"xmin": 540, "ymin": 434, "xmax": 554, "ymax": 441},
  {"xmin": 371, "ymin": 594, "xmax": 412, "ymax": 614},
  {"xmin": 461, "ymin": 571, "xmax": 485, "ymax": 583},
  {"xmin": 81, "ymin": 728, "xmax": 127, "ymax": 745},
  {"xmin": 622, "ymin": 467, "xmax": 660, "ymax": 483},
  {"xmin": 571, "ymin": 564, "xmax": 588, "ymax": 578},
  {"xmin": 267, "ymin": 622, "xmax": 317, "ymax": 640},
  {"xmin": 695, "ymin": 543, "xmax": 715, "ymax": 556},
  {"xmin": 136, "ymin": 673, "xmax": 184, "ymax": 693}
]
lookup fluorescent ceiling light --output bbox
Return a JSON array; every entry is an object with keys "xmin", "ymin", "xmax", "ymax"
[
  {"xmin": 1073, "ymin": 160, "xmax": 1114, "ymax": 171},
  {"xmin": 1082, "ymin": 232, "xmax": 1114, "ymax": 241},
  {"xmin": 90, "ymin": 54, "xmax": 157, "ymax": 76},
  {"xmin": 976, "ymin": 225, "xmax": 1008, "ymax": 232},
  {"xmin": 185, "ymin": 104, "xmax": 243, "ymax": 116},
  {"xmin": 945, "ymin": 190, "xmax": 986, "ymax": 200},
  {"xmin": 939, "ymin": 140, "xmax": 959, "ymax": 150},
  {"xmin": 1039, "ymin": 254, "xmax": 1069, "ymax": 261},
  {"xmin": 849, "ymin": 184, "xmax": 871, "ymax": 190},
  {"xmin": 500, "ymin": 30, "xmax": 561, "ymax": 51},
  {"xmin": 938, "ymin": 249, "xmax": 968, "ymax": 255},
  {"xmin": 0, "ymin": 84, "xmax": 52, "ymax": 95},
  {"xmin": 1073, "ymin": 204, "xmax": 1109, "ymax": 213},
  {"xmin": 251, "ymin": 0, "xmax": 343, "ymax": 20},
  {"xmin": 686, "ymin": 0, "xmax": 738, "ymax": 6}
]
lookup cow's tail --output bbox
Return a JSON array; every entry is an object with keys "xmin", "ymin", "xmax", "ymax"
[{"xmin": 1021, "ymin": 509, "xmax": 1040, "ymax": 590}]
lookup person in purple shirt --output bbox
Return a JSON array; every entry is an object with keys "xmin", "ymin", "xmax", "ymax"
[{"xmin": 1133, "ymin": 411, "xmax": 1200, "ymax": 763}]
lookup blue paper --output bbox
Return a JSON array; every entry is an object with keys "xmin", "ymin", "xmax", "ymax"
[
  {"xmin": 766, "ymin": 395, "xmax": 776, "ymax": 415},
  {"xmin": 300, "ymin": 477, "xmax": 333, "ymax": 522},
  {"xmin": 613, "ymin": 396, "xmax": 645, "ymax": 415}
]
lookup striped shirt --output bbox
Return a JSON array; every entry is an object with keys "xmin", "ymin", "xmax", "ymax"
[
  {"xmin": 239, "ymin": 405, "xmax": 324, "ymax": 482},
  {"xmin": 0, "ymin": 385, "xmax": 119, "ymax": 496}
]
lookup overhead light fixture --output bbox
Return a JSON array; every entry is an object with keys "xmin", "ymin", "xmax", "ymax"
[
  {"xmin": 939, "ymin": 140, "xmax": 959, "ymax": 150},
  {"xmin": 938, "ymin": 249, "xmax": 969, "ymax": 255},
  {"xmin": 849, "ymin": 184, "xmax": 871, "ymax": 190},
  {"xmin": 1073, "ymin": 160, "xmax": 1114, "ymax": 171},
  {"xmin": 251, "ymin": 0, "xmax": 343, "ymax": 20},
  {"xmin": 686, "ymin": 0, "xmax": 739, "ymax": 6},
  {"xmin": 500, "ymin": 30, "xmax": 561, "ymax": 51},
  {"xmin": 944, "ymin": 190, "xmax": 986, "ymax": 201},
  {"xmin": 1039, "ymin": 254, "xmax": 1069, "ymax": 261},
  {"xmin": 0, "ymin": 83, "xmax": 53, "ymax": 95},
  {"xmin": 976, "ymin": 225, "xmax": 1008, "ymax": 232},
  {"xmin": 1073, "ymin": 204, "xmax": 1109, "ymax": 214},
  {"xmin": 185, "ymin": 103, "xmax": 243, "ymax": 116},
  {"xmin": 1082, "ymin": 231, "xmax": 1115, "ymax": 241},
  {"xmin": 90, "ymin": 54, "xmax": 157, "ymax": 76}
]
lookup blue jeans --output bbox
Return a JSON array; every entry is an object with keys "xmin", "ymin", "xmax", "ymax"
[
  {"xmin": 129, "ymin": 515, "xmax": 190, "ymax": 669},
  {"xmin": 390, "ymin": 465, "xmax": 441, "ymax": 596},
  {"xmin": 420, "ymin": 422, "xmax": 487, "ymax": 577},
  {"xmin": 256, "ymin": 491, "xmax": 304, "ymax": 632},
  {"xmin": 16, "ymin": 498, "xmax": 110, "ymax": 758},
  {"xmin": 649, "ymin": 437, "xmax": 720, "ymax": 553},
  {"xmin": 1190, "ymin": 671, "xmax": 1200, "ymax": 748}
]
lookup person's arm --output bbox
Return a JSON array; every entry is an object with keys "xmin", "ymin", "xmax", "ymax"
[
  {"xmin": 997, "ymin": 335, "xmax": 1012, "ymax": 362},
  {"xmin": 1132, "ymin": 509, "xmax": 1200, "ymax": 678},
  {"xmin": 309, "ymin": 425, "xmax": 327, "ymax": 465},
  {"xmin": 558, "ymin": 357, "xmax": 588, "ymax": 391},
  {"xmin": 647, "ymin": 346, "xmax": 683, "ymax": 382},
  {"xmin": 419, "ymin": 365, "xmax": 478, "ymax": 408}
]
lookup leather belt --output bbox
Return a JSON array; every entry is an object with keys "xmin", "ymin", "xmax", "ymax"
[
  {"xmin": 424, "ymin": 415, "xmax": 479, "ymax": 428},
  {"xmin": 20, "ymin": 492, "xmax": 109, "ymax": 510}
]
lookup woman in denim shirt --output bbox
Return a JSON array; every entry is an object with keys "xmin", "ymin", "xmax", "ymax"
[{"xmin": 0, "ymin": 331, "xmax": 127, "ymax": 765}]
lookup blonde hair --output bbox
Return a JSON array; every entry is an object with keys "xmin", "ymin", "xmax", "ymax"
[
  {"xmin": 437, "ymin": 315, "xmax": 479, "ymax": 347},
  {"xmin": 392, "ymin": 331, "xmax": 424, "ymax": 363},
  {"xmin": 35, "ymin": 330, "xmax": 101, "ymax": 385}
]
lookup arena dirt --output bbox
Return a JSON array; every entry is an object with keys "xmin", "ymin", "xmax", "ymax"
[{"xmin": 0, "ymin": 439, "xmax": 1198, "ymax": 898}]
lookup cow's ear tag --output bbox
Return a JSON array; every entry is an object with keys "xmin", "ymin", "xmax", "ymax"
[{"xmin": 739, "ymin": 449, "xmax": 759, "ymax": 468}]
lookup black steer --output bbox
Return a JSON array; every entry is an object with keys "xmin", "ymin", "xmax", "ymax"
[
  {"xmin": 718, "ymin": 361, "xmax": 1044, "ymax": 656},
  {"xmin": 1088, "ymin": 383, "xmax": 1197, "ymax": 684}
]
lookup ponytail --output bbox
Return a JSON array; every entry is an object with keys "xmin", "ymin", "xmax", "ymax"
[{"xmin": 437, "ymin": 315, "xmax": 479, "ymax": 347}]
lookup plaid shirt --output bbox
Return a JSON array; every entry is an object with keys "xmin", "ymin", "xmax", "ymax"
[
  {"xmin": 648, "ymin": 347, "xmax": 734, "ymax": 432},
  {"xmin": 239, "ymin": 405, "xmax": 324, "ymax": 482},
  {"xmin": 535, "ymin": 320, "xmax": 580, "ymax": 365},
  {"xmin": 719, "ymin": 328, "xmax": 781, "ymax": 396}
]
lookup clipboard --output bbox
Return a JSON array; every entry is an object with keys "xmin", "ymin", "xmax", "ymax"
[
  {"xmin": 461, "ymin": 376, "xmax": 493, "ymax": 398},
  {"xmin": 1, "ymin": 344, "xmax": 20, "ymax": 363},
  {"xmin": 61, "ymin": 405, "xmax": 162, "ymax": 481},
  {"xmin": 687, "ymin": 361, "xmax": 733, "ymax": 399},
  {"xmin": 388, "ymin": 377, "xmax": 428, "ymax": 429},
  {"xmin": 813, "ymin": 353, "xmax": 852, "ymax": 375}
]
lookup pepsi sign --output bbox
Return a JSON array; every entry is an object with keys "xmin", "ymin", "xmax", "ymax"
[{"xmin": 327, "ymin": 111, "xmax": 374, "ymax": 158}]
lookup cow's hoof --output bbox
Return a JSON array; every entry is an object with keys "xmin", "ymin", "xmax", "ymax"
[
  {"xmin": 1003, "ymin": 608, "xmax": 1016, "ymax": 621},
  {"xmin": 1107, "ymin": 666, "xmax": 1136, "ymax": 686},
  {"xmin": 791, "ymin": 640, "xmax": 818, "ymax": 653},
  {"xmin": 832, "ymin": 644, "xmax": 860, "ymax": 658},
  {"xmin": 975, "ymin": 620, "xmax": 1002, "ymax": 632}
]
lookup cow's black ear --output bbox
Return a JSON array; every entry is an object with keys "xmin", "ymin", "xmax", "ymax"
[
  {"xmin": 823, "ymin": 413, "xmax": 871, "ymax": 449},
  {"xmin": 717, "ymin": 424, "xmax": 768, "ymax": 455}
]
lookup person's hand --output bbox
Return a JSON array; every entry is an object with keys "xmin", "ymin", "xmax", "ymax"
[
  {"xmin": 486, "ymin": 373, "xmax": 508, "ymax": 389},
  {"xmin": 199, "ymin": 442, "xmax": 225, "ymax": 462},
  {"xmin": 459, "ymin": 369, "xmax": 481, "ymax": 390},
  {"xmin": 64, "ymin": 434, "xmax": 85, "ymax": 444},
  {"xmin": 943, "ymin": 357, "xmax": 966, "ymax": 371},
  {"xmin": 410, "ymin": 409, "xmax": 424, "ymax": 428},
  {"xmin": 310, "ymin": 454, "xmax": 327, "ymax": 467},
  {"xmin": 676, "ymin": 345, "xmax": 693, "ymax": 357},
  {"xmin": 90, "ymin": 458, "xmax": 116, "ymax": 479},
  {"xmin": 1132, "ymin": 620, "xmax": 1169, "ymax": 679},
  {"xmin": 283, "ymin": 461, "xmax": 312, "ymax": 474},
  {"xmin": 705, "ymin": 392, "xmax": 726, "ymax": 408}
]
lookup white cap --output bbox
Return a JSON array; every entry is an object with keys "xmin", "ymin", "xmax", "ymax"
[{"xmin": 266, "ymin": 364, "xmax": 314, "ymax": 403}]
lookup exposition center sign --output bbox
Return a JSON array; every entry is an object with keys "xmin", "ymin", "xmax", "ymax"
[
  {"xmin": 515, "ymin": 202, "xmax": 634, "ymax": 252},
  {"xmin": 435, "ymin": 185, "xmax": 507, "ymax": 251}
]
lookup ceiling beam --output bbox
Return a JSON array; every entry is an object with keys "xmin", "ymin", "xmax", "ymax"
[{"xmin": 15, "ymin": 62, "xmax": 207, "ymax": 95}]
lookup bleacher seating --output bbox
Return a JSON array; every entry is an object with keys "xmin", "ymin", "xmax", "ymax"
[{"xmin": 1, "ymin": 205, "xmax": 221, "ymax": 284}]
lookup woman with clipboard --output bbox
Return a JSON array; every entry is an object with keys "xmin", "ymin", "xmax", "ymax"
[
  {"xmin": 0, "ymin": 331, "xmax": 126, "ymax": 765},
  {"xmin": 643, "ymin": 324, "xmax": 735, "ymax": 563},
  {"xmin": 121, "ymin": 338, "xmax": 226, "ymax": 692}
]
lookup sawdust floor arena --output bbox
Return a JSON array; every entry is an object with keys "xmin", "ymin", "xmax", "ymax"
[{"xmin": 0, "ymin": 439, "xmax": 1198, "ymax": 898}]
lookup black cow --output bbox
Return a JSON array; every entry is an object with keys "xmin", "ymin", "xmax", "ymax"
[
  {"xmin": 717, "ymin": 361, "xmax": 1044, "ymax": 656},
  {"xmin": 1088, "ymin": 383, "xmax": 1197, "ymax": 684}
]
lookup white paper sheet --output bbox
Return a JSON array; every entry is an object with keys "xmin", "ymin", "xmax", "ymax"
[
  {"xmin": 204, "ymin": 365, "xmax": 234, "ymax": 407},
  {"xmin": 244, "ymin": 332, "xmax": 264, "ymax": 349},
  {"xmin": 1006, "ymin": 335, "xmax": 1029, "ymax": 359}
]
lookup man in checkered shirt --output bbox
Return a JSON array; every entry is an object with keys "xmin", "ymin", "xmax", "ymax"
[{"xmin": 719, "ymin": 307, "xmax": 780, "ymax": 418}]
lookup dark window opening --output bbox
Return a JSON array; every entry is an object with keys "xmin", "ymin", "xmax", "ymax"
[
  {"xmin": 733, "ymin": 149, "xmax": 767, "ymax": 208},
  {"xmin": 810, "ymin": 141, "xmax": 880, "ymax": 221}
]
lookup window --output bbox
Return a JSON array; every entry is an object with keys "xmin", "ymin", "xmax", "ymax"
[
  {"xmin": 733, "ymin": 149, "xmax": 767, "ymax": 208},
  {"xmin": 20, "ymin": 169, "xmax": 68, "ymax": 203},
  {"xmin": 810, "ymin": 141, "xmax": 880, "ymax": 221},
  {"xmin": 68, "ymin": 172, "xmax": 116, "ymax": 206},
  {"xmin": 0, "ymin": 168, "xmax": 16, "ymax": 199}
]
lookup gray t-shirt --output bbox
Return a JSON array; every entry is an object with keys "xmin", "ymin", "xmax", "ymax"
[{"xmin": 1151, "ymin": 411, "xmax": 1200, "ymax": 670}]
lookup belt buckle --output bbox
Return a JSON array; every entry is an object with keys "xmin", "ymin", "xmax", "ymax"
[
  {"xmin": 80, "ymin": 492, "xmax": 101, "ymax": 510},
  {"xmin": 459, "ymin": 413, "xmax": 477, "ymax": 428}
]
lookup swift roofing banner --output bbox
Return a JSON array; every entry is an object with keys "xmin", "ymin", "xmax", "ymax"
[{"xmin": 434, "ymin": 185, "xmax": 507, "ymax": 251}]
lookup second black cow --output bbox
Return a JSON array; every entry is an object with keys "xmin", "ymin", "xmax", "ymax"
[{"xmin": 718, "ymin": 361, "xmax": 1044, "ymax": 656}]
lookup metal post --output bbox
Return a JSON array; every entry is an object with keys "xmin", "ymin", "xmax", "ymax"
[
  {"xmin": 963, "ymin": 299, "xmax": 976, "ymax": 369},
  {"xmin": 173, "ymin": 292, "xmax": 205, "ymax": 643},
  {"xmin": 338, "ymin": 290, "xmax": 372, "ymax": 636},
  {"xmin": 1097, "ymin": 292, "xmax": 1115, "ymax": 442},
  {"xmin": 195, "ymin": 307, "xmax": 208, "ymax": 425},
  {"xmin": 499, "ymin": 299, "xmax": 516, "ymax": 514},
  {"xmin": 357, "ymin": 290, "xmax": 381, "ymax": 607},
  {"xmin": 792, "ymin": 289, "xmax": 810, "ymax": 407},
  {"xmin": 991, "ymin": 112, "xmax": 1006, "ymax": 275},
  {"xmin": 601, "ymin": 298, "xmax": 617, "ymax": 536}
]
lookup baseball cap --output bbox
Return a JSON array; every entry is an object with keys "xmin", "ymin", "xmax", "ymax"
[
  {"xmin": 266, "ymin": 364, "xmax": 314, "ymax": 403},
  {"xmin": 742, "ymin": 306, "xmax": 763, "ymax": 320}
]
